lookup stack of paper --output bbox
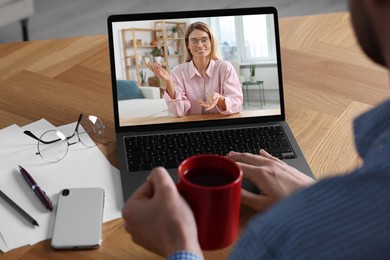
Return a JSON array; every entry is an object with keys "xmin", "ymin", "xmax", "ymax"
[{"xmin": 0, "ymin": 119, "xmax": 123, "ymax": 253}]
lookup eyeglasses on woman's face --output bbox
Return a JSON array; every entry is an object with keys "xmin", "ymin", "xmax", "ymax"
[{"xmin": 188, "ymin": 36, "xmax": 210, "ymax": 46}]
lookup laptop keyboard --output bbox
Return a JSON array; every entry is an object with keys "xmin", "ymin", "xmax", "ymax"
[{"xmin": 124, "ymin": 125, "xmax": 296, "ymax": 172}]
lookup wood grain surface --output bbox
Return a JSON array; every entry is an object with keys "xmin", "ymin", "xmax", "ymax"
[{"xmin": 0, "ymin": 12, "xmax": 389, "ymax": 259}]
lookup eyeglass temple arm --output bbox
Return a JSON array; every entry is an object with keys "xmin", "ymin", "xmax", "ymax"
[
  {"xmin": 74, "ymin": 113, "xmax": 83, "ymax": 133},
  {"xmin": 23, "ymin": 130, "xmax": 53, "ymax": 144},
  {"xmin": 24, "ymin": 114, "xmax": 83, "ymax": 144},
  {"xmin": 24, "ymin": 114, "xmax": 87, "ymax": 146},
  {"xmin": 23, "ymin": 130, "xmax": 68, "ymax": 144}
]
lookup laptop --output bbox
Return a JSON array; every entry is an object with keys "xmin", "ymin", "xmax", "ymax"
[{"xmin": 107, "ymin": 7, "xmax": 314, "ymax": 202}]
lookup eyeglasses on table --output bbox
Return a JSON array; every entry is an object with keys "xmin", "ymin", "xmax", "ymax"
[{"xmin": 24, "ymin": 113, "xmax": 105, "ymax": 163}]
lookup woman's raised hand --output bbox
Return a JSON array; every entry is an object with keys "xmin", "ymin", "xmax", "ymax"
[{"xmin": 146, "ymin": 62, "xmax": 171, "ymax": 83}]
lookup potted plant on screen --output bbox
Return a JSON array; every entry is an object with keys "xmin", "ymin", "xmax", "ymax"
[
  {"xmin": 139, "ymin": 69, "xmax": 147, "ymax": 86},
  {"xmin": 249, "ymin": 64, "xmax": 256, "ymax": 83},
  {"xmin": 171, "ymin": 26, "xmax": 178, "ymax": 38},
  {"xmin": 153, "ymin": 48, "xmax": 163, "ymax": 64}
]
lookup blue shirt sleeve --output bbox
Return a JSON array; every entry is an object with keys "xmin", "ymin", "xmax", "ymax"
[
  {"xmin": 167, "ymin": 251, "xmax": 202, "ymax": 260},
  {"xmin": 230, "ymin": 101, "xmax": 390, "ymax": 260}
]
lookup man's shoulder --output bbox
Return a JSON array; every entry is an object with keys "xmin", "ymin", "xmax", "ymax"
[
  {"xmin": 261, "ymin": 171, "xmax": 390, "ymax": 223},
  {"xmin": 240, "ymin": 172, "xmax": 390, "ymax": 259}
]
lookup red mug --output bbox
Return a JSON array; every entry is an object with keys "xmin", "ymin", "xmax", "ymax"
[{"xmin": 177, "ymin": 154, "xmax": 242, "ymax": 250}]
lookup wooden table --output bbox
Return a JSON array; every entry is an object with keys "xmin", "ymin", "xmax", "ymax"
[{"xmin": 0, "ymin": 12, "xmax": 389, "ymax": 259}]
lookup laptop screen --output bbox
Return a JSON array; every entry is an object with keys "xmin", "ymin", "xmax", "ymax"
[{"xmin": 107, "ymin": 7, "xmax": 284, "ymax": 132}]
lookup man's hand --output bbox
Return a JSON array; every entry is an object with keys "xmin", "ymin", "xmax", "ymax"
[
  {"xmin": 122, "ymin": 167, "xmax": 202, "ymax": 257},
  {"xmin": 226, "ymin": 150, "xmax": 316, "ymax": 212}
]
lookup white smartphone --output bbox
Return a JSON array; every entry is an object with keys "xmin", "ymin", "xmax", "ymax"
[{"xmin": 51, "ymin": 187, "xmax": 105, "ymax": 250}]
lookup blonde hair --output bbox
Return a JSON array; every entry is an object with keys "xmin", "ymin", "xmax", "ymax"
[{"xmin": 184, "ymin": 22, "xmax": 221, "ymax": 62}]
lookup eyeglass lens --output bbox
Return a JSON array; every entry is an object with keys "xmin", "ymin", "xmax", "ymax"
[
  {"xmin": 78, "ymin": 115, "xmax": 105, "ymax": 147},
  {"xmin": 38, "ymin": 130, "xmax": 69, "ymax": 163},
  {"xmin": 189, "ymin": 37, "xmax": 209, "ymax": 46},
  {"xmin": 34, "ymin": 114, "xmax": 105, "ymax": 163}
]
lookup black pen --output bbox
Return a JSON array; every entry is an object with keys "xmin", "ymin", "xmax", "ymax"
[
  {"xmin": 18, "ymin": 165, "xmax": 53, "ymax": 211},
  {"xmin": 0, "ymin": 189, "xmax": 39, "ymax": 227}
]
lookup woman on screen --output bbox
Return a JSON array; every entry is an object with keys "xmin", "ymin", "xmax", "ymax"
[{"xmin": 146, "ymin": 22, "xmax": 243, "ymax": 117}]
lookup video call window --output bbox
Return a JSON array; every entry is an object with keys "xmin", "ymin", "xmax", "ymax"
[{"xmin": 111, "ymin": 13, "xmax": 281, "ymax": 127}]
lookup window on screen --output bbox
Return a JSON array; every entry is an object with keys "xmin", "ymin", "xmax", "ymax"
[{"xmin": 212, "ymin": 14, "xmax": 276, "ymax": 64}]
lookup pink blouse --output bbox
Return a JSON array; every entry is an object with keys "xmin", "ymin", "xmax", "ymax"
[{"xmin": 164, "ymin": 59, "xmax": 243, "ymax": 117}]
